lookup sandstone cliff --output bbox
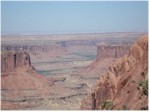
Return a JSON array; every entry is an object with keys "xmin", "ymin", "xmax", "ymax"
[
  {"xmin": 80, "ymin": 35, "xmax": 148, "ymax": 110},
  {"xmin": 97, "ymin": 45, "xmax": 130, "ymax": 60},
  {"xmin": 1, "ymin": 45, "xmax": 69, "ymax": 61},
  {"xmin": 1, "ymin": 51, "xmax": 54, "ymax": 110},
  {"xmin": 1, "ymin": 51, "xmax": 31, "ymax": 72},
  {"xmin": 1, "ymin": 45, "xmax": 68, "ymax": 53},
  {"xmin": 77, "ymin": 45, "xmax": 130, "ymax": 89}
]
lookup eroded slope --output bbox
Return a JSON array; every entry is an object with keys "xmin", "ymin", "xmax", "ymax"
[{"xmin": 81, "ymin": 35, "xmax": 148, "ymax": 110}]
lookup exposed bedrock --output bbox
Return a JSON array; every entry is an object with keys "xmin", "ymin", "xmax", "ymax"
[
  {"xmin": 1, "ymin": 44, "xmax": 69, "ymax": 63},
  {"xmin": 1, "ymin": 45, "xmax": 66, "ymax": 52},
  {"xmin": 81, "ymin": 35, "xmax": 148, "ymax": 110},
  {"xmin": 97, "ymin": 45, "xmax": 130, "ymax": 60},
  {"xmin": 1, "ymin": 51, "xmax": 54, "ymax": 110},
  {"xmin": 1, "ymin": 51, "xmax": 31, "ymax": 73}
]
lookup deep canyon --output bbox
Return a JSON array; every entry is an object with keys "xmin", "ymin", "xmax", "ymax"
[{"xmin": 1, "ymin": 32, "xmax": 148, "ymax": 110}]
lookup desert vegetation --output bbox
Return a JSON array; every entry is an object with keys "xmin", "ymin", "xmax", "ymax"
[{"xmin": 101, "ymin": 100, "xmax": 113, "ymax": 110}]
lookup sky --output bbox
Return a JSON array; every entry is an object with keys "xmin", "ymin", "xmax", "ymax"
[{"xmin": 1, "ymin": 1, "xmax": 148, "ymax": 34}]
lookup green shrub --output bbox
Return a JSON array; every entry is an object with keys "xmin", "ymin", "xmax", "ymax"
[
  {"xmin": 101, "ymin": 100, "xmax": 113, "ymax": 110},
  {"xmin": 139, "ymin": 80, "xmax": 148, "ymax": 96}
]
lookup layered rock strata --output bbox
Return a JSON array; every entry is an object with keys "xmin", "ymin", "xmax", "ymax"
[
  {"xmin": 1, "ymin": 51, "xmax": 31, "ymax": 72},
  {"xmin": 81, "ymin": 35, "xmax": 148, "ymax": 110},
  {"xmin": 1, "ymin": 51, "xmax": 53, "ymax": 110},
  {"xmin": 97, "ymin": 45, "xmax": 130, "ymax": 60},
  {"xmin": 1, "ymin": 45, "xmax": 67, "ymax": 53}
]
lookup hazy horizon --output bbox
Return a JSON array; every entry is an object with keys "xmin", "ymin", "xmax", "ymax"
[
  {"xmin": 2, "ymin": 1, "xmax": 148, "ymax": 35},
  {"xmin": 1, "ymin": 32, "xmax": 148, "ymax": 36}
]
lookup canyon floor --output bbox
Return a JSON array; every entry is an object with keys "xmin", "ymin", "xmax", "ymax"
[{"xmin": 1, "ymin": 32, "xmax": 146, "ymax": 110}]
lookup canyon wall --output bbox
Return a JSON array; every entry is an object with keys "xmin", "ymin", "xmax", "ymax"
[
  {"xmin": 58, "ymin": 40, "xmax": 101, "ymax": 47},
  {"xmin": 1, "ymin": 51, "xmax": 54, "ymax": 110},
  {"xmin": 1, "ymin": 45, "xmax": 68, "ymax": 53},
  {"xmin": 1, "ymin": 51, "xmax": 31, "ymax": 73},
  {"xmin": 81, "ymin": 35, "xmax": 148, "ymax": 110},
  {"xmin": 97, "ymin": 45, "xmax": 130, "ymax": 60},
  {"xmin": 1, "ymin": 45, "xmax": 69, "ymax": 62}
]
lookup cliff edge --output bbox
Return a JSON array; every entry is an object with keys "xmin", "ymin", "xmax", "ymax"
[
  {"xmin": 97, "ymin": 45, "xmax": 130, "ymax": 60},
  {"xmin": 80, "ymin": 35, "xmax": 148, "ymax": 110},
  {"xmin": 1, "ymin": 51, "xmax": 54, "ymax": 110},
  {"xmin": 1, "ymin": 51, "xmax": 31, "ymax": 72}
]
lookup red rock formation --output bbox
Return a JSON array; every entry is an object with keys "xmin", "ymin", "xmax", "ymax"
[
  {"xmin": 1, "ymin": 45, "xmax": 69, "ymax": 62},
  {"xmin": 78, "ymin": 45, "xmax": 130, "ymax": 89},
  {"xmin": 1, "ymin": 45, "xmax": 68, "ymax": 57},
  {"xmin": 1, "ymin": 51, "xmax": 31, "ymax": 72},
  {"xmin": 1, "ymin": 45, "xmax": 67, "ymax": 52},
  {"xmin": 97, "ymin": 45, "xmax": 130, "ymax": 60},
  {"xmin": 1, "ymin": 51, "xmax": 54, "ymax": 110},
  {"xmin": 81, "ymin": 35, "xmax": 148, "ymax": 110}
]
